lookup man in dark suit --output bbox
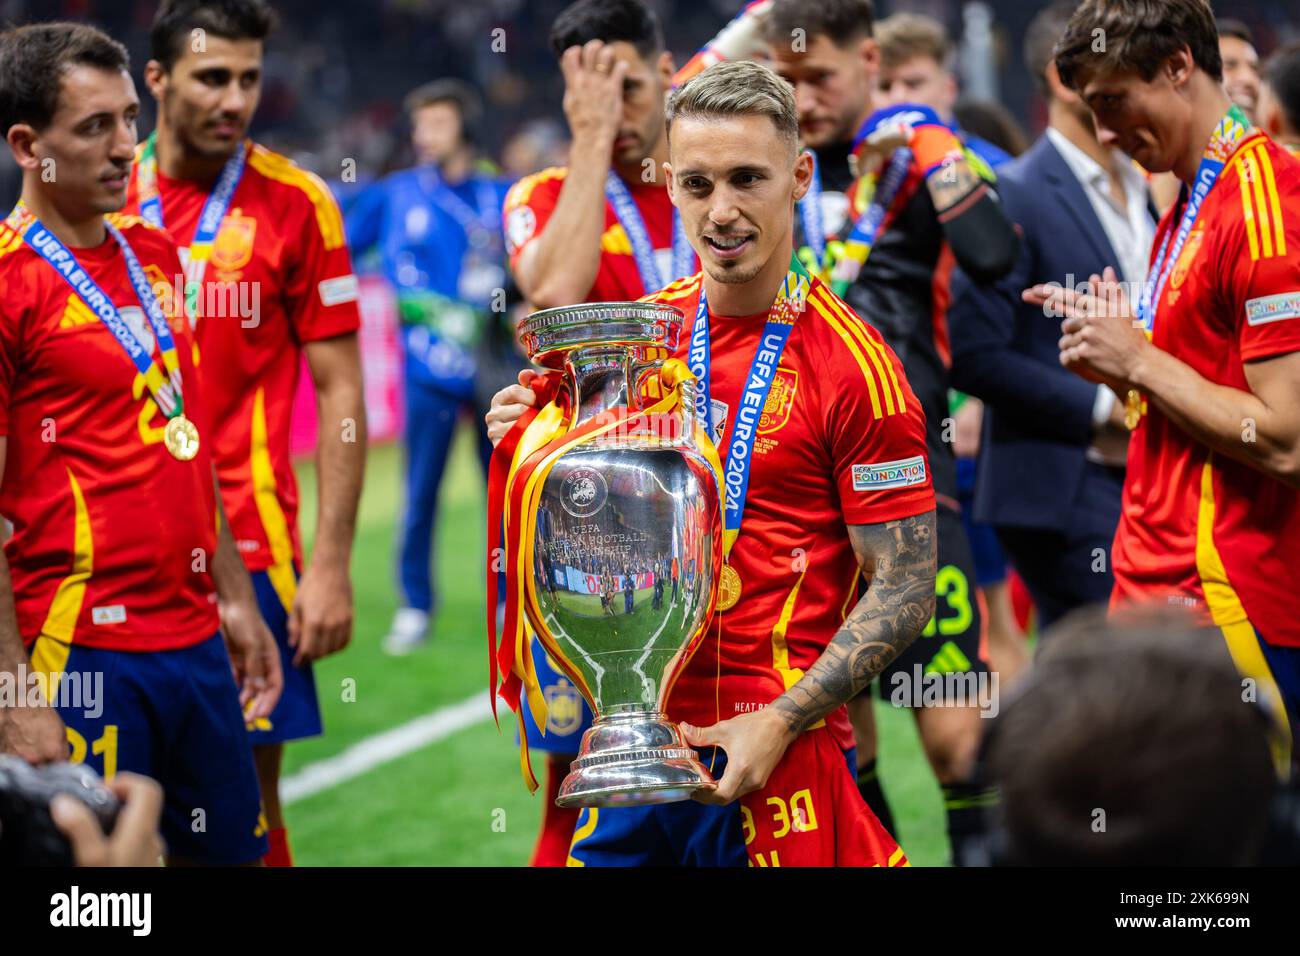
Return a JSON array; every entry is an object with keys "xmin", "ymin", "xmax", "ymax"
[{"xmin": 948, "ymin": 1, "xmax": 1156, "ymax": 631}]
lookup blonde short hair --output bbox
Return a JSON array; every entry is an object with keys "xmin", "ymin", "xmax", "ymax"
[
  {"xmin": 665, "ymin": 60, "xmax": 799, "ymax": 155},
  {"xmin": 876, "ymin": 12, "xmax": 953, "ymax": 71}
]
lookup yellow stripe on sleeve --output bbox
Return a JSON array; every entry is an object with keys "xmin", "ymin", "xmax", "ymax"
[
  {"xmin": 1237, "ymin": 160, "xmax": 1261, "ymax": 261},
  {"xmin": 1256, "ymin": 143, "xmax": 1287, "ymax": 258},
  {"xmin": 826, "ymin": 294, "xmax": 908, "ymax": 414},
  {"xmin": 248, "ymin": 145, "xmax": 347, "ymax": 251}
]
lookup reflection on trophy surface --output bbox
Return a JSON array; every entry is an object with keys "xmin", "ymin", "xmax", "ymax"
[{"xmin": 519, "ymin": 301, "xmax": 722, "ymax": 808}]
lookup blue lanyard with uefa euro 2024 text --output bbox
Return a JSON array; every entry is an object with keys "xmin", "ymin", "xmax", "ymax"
[{"xmin": 687, "ymin": 254, "xmax": 810, "ymax": 553}]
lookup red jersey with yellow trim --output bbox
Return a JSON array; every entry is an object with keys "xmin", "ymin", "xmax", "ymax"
[
  {"xmin": 124, "ymin": 143, "xmax": 361, "ymax": 579},
  {"xmin": 0, "ymin": 214, "xmax": 219, "ymax": 651},
  {"xmin": 503, "ymin": 166, "xmax": 677, "ymax": 301},
  {"xmin": 645, "ymin": 272, "xmax": 935, "ymax": 743},
  {"xmin": 1112, "ymin": 132, "xmax": 1300, "ymax": 646}
]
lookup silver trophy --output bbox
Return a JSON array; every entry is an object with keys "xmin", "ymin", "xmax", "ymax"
[{"xmin": 518, "ymin": 301, "xmax": 721, "ymax": 808}]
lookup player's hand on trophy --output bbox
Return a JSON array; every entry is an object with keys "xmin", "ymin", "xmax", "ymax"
[
  {"xmin": 219, "ymin": 595, "xmax": 284, "ymax": 722},
  {"xmin": 560, "ymin": 40, "xmax": 628, "ymax": 150},
  {"xmin": 486, "ymin": 368, "xmax": 543, "ymax": 446},
  {"xmin": 290, "ymin": 561, "xmax": 354, "ymax": 665},
  {"xmin": 680, "ymin": 709, "xmax": 798, "ymax": 804},
  {"xmin": 1024, "ymin": 266, "xmax": 1149, "ymax": 390},
  {"xmin": 0, "ymin": 704, "xmax": 69, "ymax": 765},
  {"xmin": 51, "ymin": 772, "xmax": 164, "ymax": 867}
]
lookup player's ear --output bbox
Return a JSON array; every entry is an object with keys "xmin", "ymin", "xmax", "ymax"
[
  {"xmin": 143, "ymin": 60, "xmax": 167, "ymax": 101},
  {"xmin": 1165, "ymin": 46, "xmax": 1193, "ymax": 87},
  {"xmin": 6, "ymin": 124, "xmax": 40, "ymax": 173},
  {"xmin": 664, "ymin": 161, "xmax": 676, "ymax": 204},
  {"xmin": 791, "ymin": 147, "xmax": 814, "ymax": 202},
  {"xmin": 858, "ymin": 36, "xmax": 881, "ymax": 78},
  {"xmin": 657, "ymin": 50, "xmax": 675, "ymax": 88}
]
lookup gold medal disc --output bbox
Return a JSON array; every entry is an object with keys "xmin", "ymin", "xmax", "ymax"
[
  {"xmin": 716, "ymin": 563, "xmax": 742, "ymax": 612},
  {"xmin": 164, "ymin": 414, "xmax": 201, "ymax": 461},
  {"xmin": 1123, "ymin": 389, "xmax": 1143, "ymax": 431}
]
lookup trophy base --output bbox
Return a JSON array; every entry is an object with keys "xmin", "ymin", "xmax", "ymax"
[{"xmin": 556, "ymin": 711, "xmax": 717, "ymax": 808}]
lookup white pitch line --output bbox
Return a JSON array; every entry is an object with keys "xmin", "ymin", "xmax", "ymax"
[{"xmin": 282, "ymin": 692, "xmax": 494, "ymax": 805}]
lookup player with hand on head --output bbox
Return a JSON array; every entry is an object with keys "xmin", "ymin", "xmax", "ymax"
[
  {"xmin": 1032, "ymin": 0, "xmax": 1300, "ymax": 771},
  {"xmin": 125, "ymin": 0, "xmax": 367, "ymax": 867},
  {"xmin": 490, "ymin": 59, "xmax": 936, "ymax": 867},
  {"xmin": 346, "ymin": 79, "xmax": 512, "ymax": 658},
  {"xmin": 0, "ymin": 20, "xmax": 279, "ymax": 865}
]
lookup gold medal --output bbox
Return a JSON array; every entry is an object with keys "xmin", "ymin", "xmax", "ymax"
[
  {"xmin": 717, "ymin": 563, "xmax": 742, "ymax": 612},
  {"xmin": 1123, "ymin": 389, "xmax": 1143, "ymax": 431},
  {"xmin": 164, "ymin": 414, "xmax": 200, "ymax": 461}
]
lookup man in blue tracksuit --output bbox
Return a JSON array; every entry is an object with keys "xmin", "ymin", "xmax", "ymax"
[{"xmin": 346, "ymin": 79, "xmax": 514, "ymax": 653}]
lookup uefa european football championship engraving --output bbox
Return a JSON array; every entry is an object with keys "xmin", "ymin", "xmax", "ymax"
[{"xmin": 500, "ymin": 301, "xmax": 723, "ymax": 807}]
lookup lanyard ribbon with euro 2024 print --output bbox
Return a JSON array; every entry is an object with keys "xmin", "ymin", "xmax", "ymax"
[
  {"xmin": 10, "ymin": 203, "xmax": 200, "ymax": 461},
  {"xmin": 135, "ymin": 131, "xmax": 247, "ymax": 324},
  {"xmin": 605, "ymin": 171, "xmax": 697, "ymax": 294},
  {"xmin": 1128, "ymin": 104, "xmax": 1253, "ymax": 430},
  {"xmin": 687, "ymin": 253, "xmax": 811, "ymax": 612}
]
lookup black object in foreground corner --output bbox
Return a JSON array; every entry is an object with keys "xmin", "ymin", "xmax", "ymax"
[{"xmin": 0, "ymin": 755, "xmax": 120, "ymax": 866}]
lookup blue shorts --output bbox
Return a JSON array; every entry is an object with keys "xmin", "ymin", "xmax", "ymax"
[
  {"xmin": 32, "ymin": 632, "xmax": 268, "ymax": 865},
  {"xmin": 521, "ymin": 635, "xmax": 594, "ymax": 754},
  {"xmin": 566, "ymin": 747, "xmax": 858, "ymax": 866},
  {"xmin": 247, "ymin": 568, "xmax": 322, "ymax": 745},
  {"xmin": 1220, "ymin": 622, "xmax": 1300, "ymax": 771}
]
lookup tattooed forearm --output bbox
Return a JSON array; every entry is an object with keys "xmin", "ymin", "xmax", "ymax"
[{"xmin": 770, "ymin": 511, "xmax": 937, "ymax": 736}]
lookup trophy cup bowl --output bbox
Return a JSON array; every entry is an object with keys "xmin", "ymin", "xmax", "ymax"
[{"xmin": 519, "ymin": 301, "xmax": 722, "ymax": 808}]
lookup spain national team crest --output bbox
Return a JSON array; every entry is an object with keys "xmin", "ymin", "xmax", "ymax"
[
  {"xmin": 211, "ymin": 211, "xmax": 256, "ymax": 273},
  {"xmin": 758, "ymin": 367, "xmax": 798, "ymax": 435},
  {"xmin": 142, "ymin": 262, "xmax": 178, "ymax": 324},
  {"xmin": 544, "ymin": 678, "xmax": 582, "ymax": 736},
  {"xmin": 1168, "ymin": 229, "xmax": 1204, "ymax": 293}
]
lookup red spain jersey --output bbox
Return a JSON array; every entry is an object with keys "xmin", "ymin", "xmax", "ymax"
[
  {"xmin": 1112, "ymin": 132, "xmax": 1300, "ymax": 646},
  {"xmin": 503, "ymin": 167, "xmax": 677, "ymax": 301},
  {"xmin": 645, "ymin": 272, "xmax": 936, "ymax": 744},
  {"xmin": 0, "ymin": 214, "xmax": 219, "ymax": 651},
  {"xmin": 125, "ymin": 143, "xmax": 361, "ymax": 593}
]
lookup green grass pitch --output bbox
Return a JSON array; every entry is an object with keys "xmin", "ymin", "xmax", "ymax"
[{"xmin": 284, "ymin": 422, "xmax": 948, "ymax": 865}]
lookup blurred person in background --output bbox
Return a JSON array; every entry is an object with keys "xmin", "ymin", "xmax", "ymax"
[
  {"xmin": 985, "ymin": 609, "xmax": 1283, "ymax": 865},
  {"xmin": 1260, "ymin": 41, "xmax": 1300, "ymax": 157},
  {"xmin": 500, "ymin": 118, "xmax": 569, "ymax": 181},
  {"xmin": 874, "ymin": 8, "xmax": 1027, "ymax": 689},
  {"xmin": 128, "ymin": 0, "xmax": 368, "ymax": 867},
  {"xmin": 874, "ymin": 11, "xmax": 1012, "ymax": 169},
  {"xmin": 952, "ymin": 99, "xmax": 1029, "ymax": 159},
  {"xmin": 949, "ymin": 0, "xmax": 1153, "ymax": 635},
  {"xmin": 495, "ymin": 0, "xmax": 695, "ymax": 866},
  {"xmin": 346, "ymin": 80, "xmax": 511, "ymax": 656},
  {"xmin": 1218, "ymin": 18, "xmax": 1261, "ymax": 124}
]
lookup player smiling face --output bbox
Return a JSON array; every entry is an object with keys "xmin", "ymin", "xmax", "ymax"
[
  {"xmin": 664, "ymin": 71, "xmax": 812, "ymax": 289},
  {"xmin": 10, "ymin": 63, "xmax": 140, "ymax": 218},
  {"xmin": 147, "ymin": 35, "xmax": 263, "ymax": 161}
]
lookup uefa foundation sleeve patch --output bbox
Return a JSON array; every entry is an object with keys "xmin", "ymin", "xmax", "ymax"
[
  {"xmin": 1245, "ymin": 292, "xmax": 1300, "ymax": 326},
  {"xmin": 852, "ymin": 456, "xmax": 927, "ymax": 491}
]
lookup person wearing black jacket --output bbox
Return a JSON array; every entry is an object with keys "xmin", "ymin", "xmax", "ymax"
[{"xmin": 759, "ymin": 0, "xmax": 1019, "ymax": 864}]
